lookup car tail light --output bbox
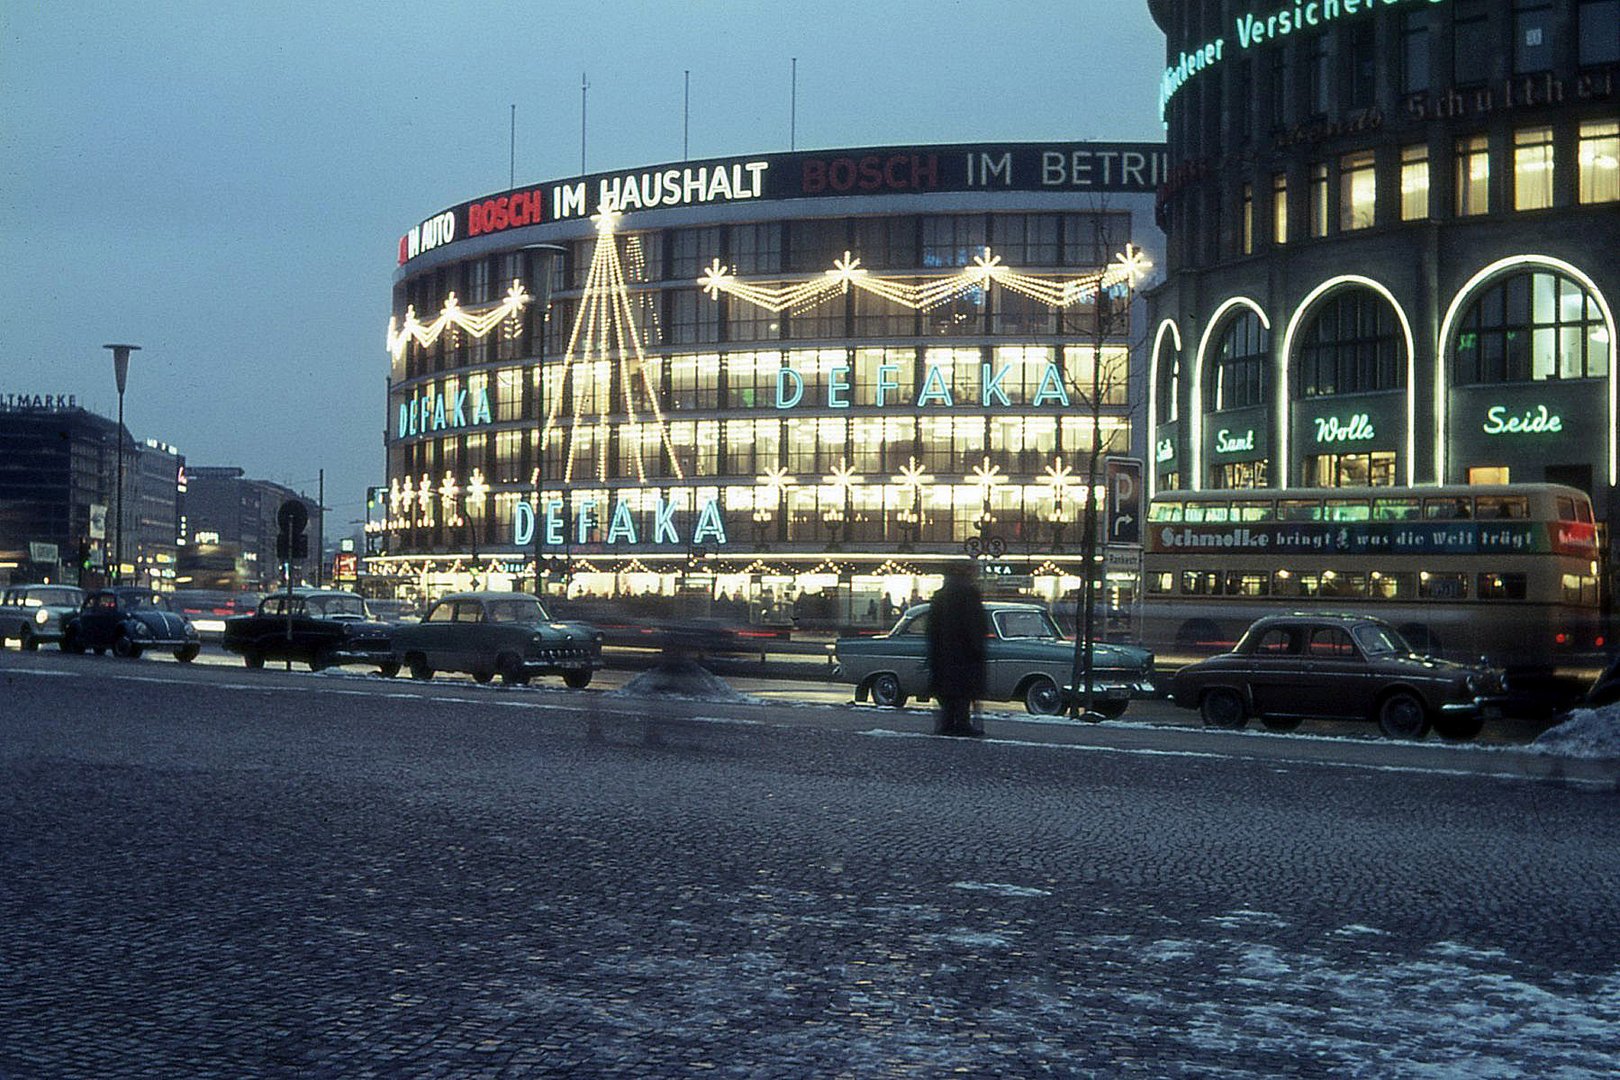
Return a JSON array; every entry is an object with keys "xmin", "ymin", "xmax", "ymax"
[
  {"xmin": 1597, "ymin": 636, "xmax": 1607, "ymax": 648},
  {"xmin": 1554, "ymin": 632, "xmax": 1569, "ymax": 645}
]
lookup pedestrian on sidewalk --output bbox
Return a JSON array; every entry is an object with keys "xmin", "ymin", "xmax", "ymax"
[{"xmin": 927, "ymin": 561, "xmax": 988, "ymax": 737}]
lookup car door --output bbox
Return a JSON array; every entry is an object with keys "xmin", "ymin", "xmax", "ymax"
[
  {"xmin": 1299, "ymin": 626, "xmax": 1374, "ymax": 719},
  {"xmin": 1245, "ymin": 625, "xmax": 1309, "ymax": 716},
  {"xmin": 84, "ymin": 592, "xmax": 121, "ymax": 648},
  {"xmin": 450, "ymin": 600, "xmax": 488, "ymax": 672},
  {"xmin": 888, "ymin": 611, "xmax": 931, "ymax": 696}
]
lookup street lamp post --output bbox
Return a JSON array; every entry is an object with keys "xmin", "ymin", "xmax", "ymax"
[{"xmin": 102, "ymin": 344, "xmax": 140, "ymax": 585}]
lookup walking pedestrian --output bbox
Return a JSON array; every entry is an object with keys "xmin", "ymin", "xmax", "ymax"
[{"xmin": 927, "ymin": 561, "xmax": 988, "ymax": 737}]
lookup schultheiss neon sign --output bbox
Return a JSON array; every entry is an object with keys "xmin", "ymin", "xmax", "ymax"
[{"xmin": 1159, "ymin": 0, "xmax": 1451, "ymax": 122}]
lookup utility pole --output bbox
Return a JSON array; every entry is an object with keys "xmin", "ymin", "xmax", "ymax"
[
  {"xmin": 315, "ymin": 469, "xmax": 324, "ymax": 588},
  {"xmin": 102, "ymin": 344, "xmax": 140, "ymax": 586}
]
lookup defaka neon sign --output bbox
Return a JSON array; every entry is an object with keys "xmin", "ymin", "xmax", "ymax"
[
  {"xmin": 775, "ymin": 361, "xmax": 1073, "ymax": 409},
  {"xmin": 512, "ymin": 497, "xmax": 727, "ymax": 548}
]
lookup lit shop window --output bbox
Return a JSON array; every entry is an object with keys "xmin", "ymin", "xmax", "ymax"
[
  {"xmin": 1340, "ymin": 151, "xmax": 1376, "ymax": 231},
  {"xmin": 496, "ymin": 368, "xmax": 524, "ymax": 422},
  {"xmin": 1063, "ymin": 345, "xmax": 1130, "ymax": 406},
  {"xmin": 1578, "ymin": 120, "xmax": 1620, "ymax": 204},
  {"xmin": 1468, "ymin": 465, "xmax": 1511, "ymax": 485},
  {"xmin": 1272, "ymin": 173, "xmax": 1289, "ymax": 245},
  {"xmin": 1401, "ymin": 145, "xmax": 1430, "ymax": 221},
  {"xmin": 1456, "ymin": 136, "xmax": 1490, "ymax": 217},
  {"xmin": 1454, "ymin": 270, "xmax": 1610, "ymax": 383},
  {"xmin": 1309, "ymin": 163, "xmax": 1329, "ymax": 238},
  {"xmin": 1514, "ymin": 127, "xmax": 1556, "ymax": 210},
  {"xmin": 1305, "ymin": 451, "xmax": 1397, "ymax": 488},
  {"xmin": 1241, "ymin": 183, "xmax": 1254, "ymax": 254}
]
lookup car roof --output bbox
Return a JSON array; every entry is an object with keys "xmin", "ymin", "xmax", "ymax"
[
  {"xmin": 10, "ymin": 584, "xmax": 81, "ymax": 593},
  {"xmin": 904, "ymin": 601, "xmax": 1046, "ymax": 613},
  {"xmin": 430, "ymin": 591, "xmax": 543, "ymax": 603},
  {"xmin": 1250, "ymin": 612, "xmax": 1392, "ymax": 628}
]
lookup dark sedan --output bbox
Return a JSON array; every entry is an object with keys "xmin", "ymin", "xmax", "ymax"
[
  {"xmin": 1168, "ymin": 613, "xmax": 1504, "ymax": 741},
  {"xmin": 61, "ymin": 588, "xmax": 200, "ymax": 662},
  {"xmin": 222, "ymin": 589, "xmax": 396, "ymax": 673},
  {"xmin": 388, "ymin": 591, "xmax": 602, "ymax": 687}
]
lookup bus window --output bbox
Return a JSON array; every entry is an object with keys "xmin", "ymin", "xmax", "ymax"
[
  {"xmin": 1556, "ymin": 496, "xmax": 1576, "ymax": 522},
  {"xmin": 1419, "ymin": 572, "xmax": 1468, "ymax": 599},
  {"xmin": 1577, "ymin": 500, "xmax": 1595, "ymax": 524},
  {"xmin": 1202, "ymin": 505, "xmax": 1231, "ymax": 523},
  {"xmin": 1271, "ymin": 569, "xmax": 1297, "ymax": 597},
  {"xmin": 1147, "ymin": 571, "xmax": 1175, "ymax": 594},
  {"xmin": 1478, "ymin": 572, "xmax": 1528, "ymax": 600},
  {"xmin": 1149, "ymin": 502, "xmax": 1183, "ymax": 522},
  {"xmin": 1372, "ymin": 498, "xmax": 1420, "ymax": 521},
  {"xmin": 1369, "ymin": 571, "xmax": 1415, "ymax": 599},
  {"xmin": 1224, "ymin": 572, "xmax": 1270, "ymax": 596},
  {"xmin": 1278, "ymin": 499, "xmax": 1321, "ymax": 521},
  {"xmin": 1319, "ymin": 571, "xmax": 1368, "ymax": 598},
  {"xmin": 1182, "ymin": 570, "xmax": 1220, "ymax": 595},
  {"xmin": 1475, "ymin": 496, "xmax": 1529, "ymax": 520},
  {"xmin": 1423, "ymin": 497, "xmax": 1472, "ymax": 520},
  {"xmin": 1231, "ymin": 501, "xmax": 1273, "ymax": 522},
  {"xmin": 1324, "ymin": 500, "xmax": 1371, "ymax": 522}
]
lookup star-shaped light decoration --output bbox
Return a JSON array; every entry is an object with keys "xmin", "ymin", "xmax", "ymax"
[
  {"xmin": 591, "ymin": 206, "xmax": 622, "ymax": 235},
  {"xmin": 756, "ymin": 465, "xmax": 797, "ymax": 502},
  {"xmin": 1042, "ymin": 457, "xmax": 1078, "ymax": 504},
  {"xmin": 466, "ymin": 468, "xmax": 489, "ymax": 513},
  {"xmin": 896, "ymin": 457, "xmax": 934, "ymax": 495},
  {"xmin": 969, "ymin": 457, "xmax": 1006, "ymax": 496},
  {"xmin": 1111, "ymin": 243, "xmax": 1152, "ymax": 288},
  {"xmin": 439, "ymin": 471, "xmax": 461, "ymax": 526},
  {"xmin": 826, "ymin": 251, "xmax": 867, "ymax": 289},
  {"xmin": 822, "ymin": 459, "xmax": 863, "ymax": 497},
  {"xmin": 698, "ymin": 258, "xmax": 735, "ymax": 299}
]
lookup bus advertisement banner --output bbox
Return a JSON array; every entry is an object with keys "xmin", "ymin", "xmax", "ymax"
[{"xmin": 1149, "ymin": 521, "xmax": 1595, "ymax": 557}]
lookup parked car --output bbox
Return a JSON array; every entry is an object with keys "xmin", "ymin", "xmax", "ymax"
[
  {"xmin": 221, "ymin": 589, "xmax": 396, "ymax": 673},
  {"xmin": 833, "ymin": 601, "xmax": 1157, "ymax": 717},
  {"xmin": 0, "ymin": 584, "xmax": 85, "ymax": 651},
  {"xmin": 388, "ymin": 591, "xmax": 603, "ymax": 686},
  {"xmin": 1168, "ymin": 613, "xmax": 1505, "ymax": 741},
  {"xmin": 172, "ymin": 589, "xmax": 263, "ymax": 641},
  {"xmin": 61, "ymin": 587, "xmax": 200, "ymax": 661}
]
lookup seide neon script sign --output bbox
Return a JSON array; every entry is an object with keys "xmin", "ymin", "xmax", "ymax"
[
  {"xmin": 1483, "ymin": 404, "xmax": 1563, "ymax": 435},
  {"xmin": 512, "ymin": 497, "xmax": 728, "ymax": 548},
  {"xmin": 773, "ymin": 362, "xmax": 1073, "ymax": 409},
  {"xmin": 1159, "ymin": 0, "xmax": 1451, "ymax": 121}
]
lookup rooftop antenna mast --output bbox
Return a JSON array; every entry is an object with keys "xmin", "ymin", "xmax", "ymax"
[
  {"xmin": 683, "ymin": 69, "xmax": 690, "ymax": 160},
  {"xmin": 509, "ymin": 103, "xmax": 516, "ymax": 188},
  {"xmin": 790, "ymin": 57, "xmax": 797, "ymax": 150},
  {"xmin": 580, "ymin": 72, "xmax": 589, "ymax": 174}
]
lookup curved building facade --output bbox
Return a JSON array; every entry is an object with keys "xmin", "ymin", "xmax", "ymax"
[
  {"xmin": 374, "ymin": 142, "xmax": 1167, "ymax": 614},
  {"xmin": 1145, "ymin": 0, "xmax": 1619, "ymax": 515}
]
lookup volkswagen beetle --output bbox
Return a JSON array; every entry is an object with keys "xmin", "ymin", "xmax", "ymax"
[{"xmin": 61, "ymin": 587, "xmax": 200, "ymax": 662}]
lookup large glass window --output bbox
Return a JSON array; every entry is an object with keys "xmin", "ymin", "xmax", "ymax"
[
  {"xmin": 1309, "ymin": 163, "xmax": 1329, "ymax": 237},
  {"xmin": 1402, "ymin": 10, "xmax": 1432, "ymax": 93},
  {"xmin": 1346, "ymin": 22, "xmax": 1376, "ymax": 107},
  {"xmin": 671, "ymin": 227, "xmax": 722, "ymax": 280},
  {"xmin": 851, "ymin": 216, "xmax": 917, "ymax": 269},
  {"xmin": 1401, "ymin": 144, "xmax": 1430, "ymax": 220},
  {"xmin": 668, "ymin": 289, "xmax": 719, "ymax": 345},
  {"xmin": 727, "ymin": 223, "xmax": 781, "ymax": 274},
  {"xmin": 1514, "ymin": 126, "xmax": 1555, "ymax": 211},
  {"xmin": 1454, "ymin": 270, "xmax": 1611, "ymax": 383},
  {"xmin": 1296, "ymin": 289, "xmax": 1403, "ymax": 397},
  {"xmin": 1454, "ymin": 0, "xmax": 1492, "ymax": 85},
  {"xmin": 1307, "ymin": 33, "xmax": 1329, "ymax": 115},
  {"xmin": 920, "ymin": 216, "xmax": 987, "ymax": 267},
  {"xmin": 1206, "ymin": 310, "xmax": 1270, "ymax": 411},
  {"xmin": 994, "ymin": 214, "xmax": 1060, "ymax": 266},
  {"xmin": 1579, "ymin": 121, "xmax": 1620, "ymax": 204},
  {"xmin": 1579, "ymin": 1, "xmax": 1620, "ymax": 65},
  {"xmin": 1340, "ymin": 151, "xmax": 1376, "ymax": 230},
  {"xmin": 1456, "ymin": 135, "xmax": 1490, "ymax": 216},
  {"xmin": 1272, "ymin": 172, "xmax": 1289, "ymax": 245},
  {"xmin": 1156, "ymin": 341, "xmax": 1180, "ymax": 424},
  {"xmin": 1513, "ymin": 1, "xmax": 1555, "ymax": 74},
  {"xmin": 1241, "ymin": 183, "xmax": 1254, "ymax": 254}
]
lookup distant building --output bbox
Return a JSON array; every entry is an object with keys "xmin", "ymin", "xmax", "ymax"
[
  {"xmin": 0, "ymin": 398, "xmax": 122, "ymax": 586},
  {"xmin": 183, "ymin": 466, "xmax": 320, "ymax": 589},
  {"xmin": 132, "ymin": 440, "xmax": 187, "ymax": 587}
]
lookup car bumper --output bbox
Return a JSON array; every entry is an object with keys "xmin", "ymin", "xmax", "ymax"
[
  {"xmin": 1441, "ymin": 695, "xmax": 1506, "ymax": 719},
  {"xmin": 520, "ymin": 652, "xmax": 603, "ymax": 673},
  {"xmin": 135, "ymin": 637, "xmax": 195, "ymax": 649}
]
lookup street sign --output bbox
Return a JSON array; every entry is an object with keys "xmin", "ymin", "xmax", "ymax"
[
  {"xmin": 88, "ymin": 504, "xmax": 107, "ymax": 541},
  {"xmin": 1103, "ymin": 457, "xmax": 1144, "ymax": 546},
  {"xmin": 1104, "ymin": 545, "xmax": 1143, "ymax": 577},
  {"xmin": 29, "ymin": 542, "xmax": 59, "ymax": 563},
  {"xmin": 276, "ymin": 499, "xmax": 310, "ymax": 562}
]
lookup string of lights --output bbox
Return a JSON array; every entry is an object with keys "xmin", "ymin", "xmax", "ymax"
[{"xmin": 387, "ymin": 281, "xmax": 531, "ymax": 362}]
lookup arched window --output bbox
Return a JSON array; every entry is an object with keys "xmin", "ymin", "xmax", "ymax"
[
  {"xmin": 1156, "ymin": 345, "xmax": 1181, "ymax": 423},
  {"xmin": 1205, "ymin": 310, "xmax": 1269, "ymax": 411},
  {"xmin": 1454, "ymin": 270, "xmax": 1610, "ymax": 384},
  {"xmin": 1295, "ymin": 289, "xmax": 1403, "ymax": 397}
]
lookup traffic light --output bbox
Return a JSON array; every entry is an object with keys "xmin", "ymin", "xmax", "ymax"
[
  {"xmin": 276, "ymin": 499, "xmax": 310, "ymax": 562},
  {"xmin": 78, "ymin": 539, "xmax": 92, "ymax": 570}
]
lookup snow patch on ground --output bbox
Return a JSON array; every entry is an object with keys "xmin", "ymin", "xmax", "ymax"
[
  {"xmin": 950, "ymin": 881, "xmax": 1052, "ymax": 898},
  {"xmin": 1532, "ymin": 704, "xmax": 1620, "ymax": 760},
  {"xmin": 608, "ymin": 661, "xmax": 756, "ymax": 703}
]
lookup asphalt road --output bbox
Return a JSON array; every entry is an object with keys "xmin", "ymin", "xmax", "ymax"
[{"xmin": 3, "ymin": 649, "xmax": 1618, "ymax": 1077}]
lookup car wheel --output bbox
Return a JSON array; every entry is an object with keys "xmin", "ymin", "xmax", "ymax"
[
  {"xmin": 92, "ymin": 646, "xmax": 106, "ymax": 656},
  {"xmin": 377, "ymin": 660, "xmax": 401, "ymax": 679},
  {"xmin": 472, "ymin": 669, "xmax": 495, "ymax": 684},
  {"xmin": 1259, "ymin": 716, "xmax": 1304, "ymax": 732},
  {"xmin": 113, "ymin": 632, "xmax": 142, "ymax": 660},
  {"xmin": 1092, "ymin": 698, "xmax": 1129, "ymax": 720},
  {"xmin": 309, "ymin": 646, "xmax": 336, "ymax": 672},
  {"xmin": 407, "ymin": 653, "xmax": 434, "ymax": 681},
  {"xmin": 1199, "ymin": 688, "xmax": 1247, "ymax": 729},
  {"xmin": 20, "ymin": 627, "xmax": 38, "ymax": 652},
  {"xmin": 869, "ymin": 672, "xmax": 907, "ymax": 708},
  {"xmin": 562, "ymin": 669, "xmax": 592, "ymax": 690},
  {"xmin": 243, "ymin": 649, "xmax": 265, "ymax": 670},
  {"xmin": 1024, "ymin": 676, "xmax": 1064, "ymax": 716},
  {"xmin": 1377, "ymin": 691, "xmax": 1431, "ymax": 741},
  {"xmin": 61, "ymin": 629, "xmax": 85, "ymax": 655},
  {"xmin": 1433, "ymin": 712, "xmax": 1485, "ymax": 742},
  {"xmin": 496, "ymin": 654, "xmax": 529, "ymax": 686},
  {"xmin": 173, "ymin": 644, "xmax": 200, "ymax": 664}
]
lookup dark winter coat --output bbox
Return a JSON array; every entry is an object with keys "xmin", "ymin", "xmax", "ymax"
[{"xmin": 927, "ymin": 576, "xmax": 989, "ymax": 699}]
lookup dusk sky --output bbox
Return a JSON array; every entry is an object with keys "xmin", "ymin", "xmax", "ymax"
[{"xmin": 0, "ymin": 1, "xmax": 1167, "ymax": 533}]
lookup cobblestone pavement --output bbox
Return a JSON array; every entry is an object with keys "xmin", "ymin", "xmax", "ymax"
[{"xmin": 2, "ymin": 658, "xmax": 1618, "ymax": 1077}]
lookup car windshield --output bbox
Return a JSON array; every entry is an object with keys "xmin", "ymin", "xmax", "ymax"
[
  {"xmin": 121, "ymin": 592, "xmax": 168, "ymax": 612},
  {"xmin": 309, "ymin": 595, "xmax": 367, "ymax": 618},
  {"xmin": 486, "ymin": 598, "xmax": 548, "ymax": 624},
  {"xmin": 1352, "ymin": 624, "xmax": 1410, "ymax": 656},
  {"xmin": 24, "ymin": 588, "xmax": 80, "ymax": 607},
  {"xmin": 995, "ymin": 609, "xmax": 1062, "ymax": 639}
]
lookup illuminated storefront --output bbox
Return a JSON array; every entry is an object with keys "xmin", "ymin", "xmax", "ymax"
[
  {"xmin": 1146, "ymin": 0, "xmax": 1620, "ymax": 519},
  {"xmin": 373, "ymin": 142, "xmax": 1166, "ymax": 617}
]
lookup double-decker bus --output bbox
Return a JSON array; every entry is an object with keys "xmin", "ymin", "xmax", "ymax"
[{"xmin": 1142, "ymin": 484, "xmax": 1604, "ymax": 694}]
